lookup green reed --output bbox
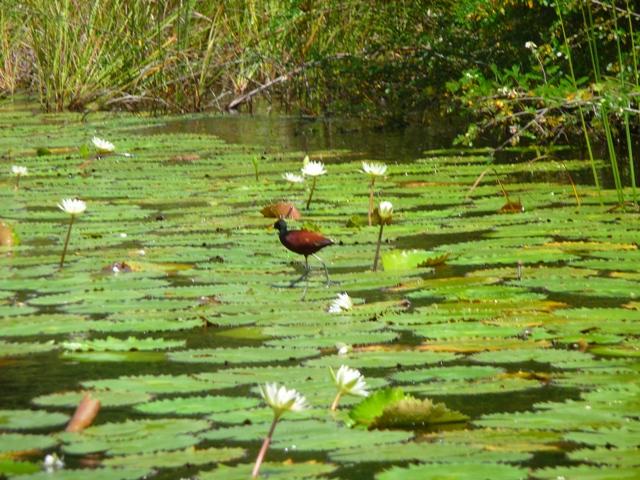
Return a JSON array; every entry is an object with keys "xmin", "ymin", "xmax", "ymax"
[{"xmin": 556, "ymin": 1, "xmax": 603, "ymax": 204}]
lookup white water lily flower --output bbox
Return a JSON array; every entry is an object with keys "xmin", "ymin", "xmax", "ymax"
[
  {"xmin": 282, "ymin": 172, "xmax": 305, "ymax": 183},
  {"xmin": 91, "ymin": 136, "xmax": 115, "ymax": 153},
  {"xmin": 43, "ymin": 453, "xmax": 64, "ymax": 472},
  {"xmin": 58, "ymin": 198, "xmax": 87, "ymax": 215},
  {"xmin": 259, "ymin": 383, "xmax": 307, "ymax": 419},
  {"xmin": 378, "ymin": 201, "xmax": 393, "ymax": 220},
  {"xmin": 301, "ymin": 160, "xmax": 326, "ymax": 177},
  {"xmin": 11, "ymin": 165, "xmax": 28, "ymax": 176},
  {"xmin": 328, "ymin": 292, "xmax": 353, "ymax": 313},
  {"xmin": 361, "ymin": 161, "xmax": 387, "ymax": 177},
  {"xmin": 330, "ymin": 365, "xmax": 369, "ymax": 397},
  {"xmin": 336, "ymin": 343, "xmax": 351, "ymax": 355}
]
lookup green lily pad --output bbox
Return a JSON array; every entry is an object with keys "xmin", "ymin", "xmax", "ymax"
[
  {"xmin": 168, "ymin": 347, "xmax": 319, "ymax": 364},
  {"xmin": 202, "ymin": 418, "xmax": 414, "ymax": 451},
  {"xmin": 376, "ymin": 462, "xmax": 527, "ymax": 480},
  {"xmin": 0, "ymin": 459, "xmax": 41, "ymax": 475},
  {"xmin": 0, "ymin": 433, "xmax": 58, "ymax": 454},
  {"xmin": 0, "ymin": 409, "xmax": 69, "ymax": 430},
  {"xmin": 134, "ymin": 395, "xmax": 260, "ymax": 415},
  {"xmin": 11, "ymin": 467, "xmax": 151, "ymax": 480},
  {"xmin": 59, "ymin": 418, "xmax": 210, "ymax": 455},
  {"xmin": 197, "ymin": 461, "xmax": 337, "ymax": 480},
  {"xmin": 62, "ymin": 336, "xmax": 185, "ymax": 352},
  {"xmin": 32, "ymin": 390, "xmax": 152, "ymax": 408},
  {"xmin": 103, "ymin": 446, "xmax": 247, "ymax": 469},
  {"xmin": 532, "ymin": 465, "xmax": 640, "ymax": 480},
  {"xmin": 0, "ymin": 341, "xmax": 57, "ymax": 357},
  {"xmin": 381, "ymin": 250, "xmax": 448, "ymax": 270},
  {"xmin": 82, "ymin": 374, "xmax": 231, "ymax": 395}
]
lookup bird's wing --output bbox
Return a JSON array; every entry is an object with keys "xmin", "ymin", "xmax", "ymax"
[{"xmin": 288, "ymin": 230, "xmax": 333, "ymax": 248}]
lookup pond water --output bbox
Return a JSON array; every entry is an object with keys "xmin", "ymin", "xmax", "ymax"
[{"xmin": 0, "ymin": 101, "xmax": 639, "ymax": 480}]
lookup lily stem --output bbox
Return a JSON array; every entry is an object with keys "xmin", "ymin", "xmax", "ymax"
[
  {"xmin": 59, "ymin": 215, "xmax": 75, "ymax": 269},
  {"xmin": 368, "ymin": 178, "xmax": 375, "ymax": 226},
  {"xmin": 305, "ymin": 177, "xmax": 317, "ymax": 210},
  {"xmin": 252, "ymin": 416, "xmax": 279, "ymax": 479},
  {"xmin": 372, "ymin": 223, "xmax": 384, "ymax": 272},
  {"xmin": 330, "ymin": 392, "xmax": 342, "ymax": 411}
]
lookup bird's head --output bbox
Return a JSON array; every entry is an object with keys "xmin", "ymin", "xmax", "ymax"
[{"xmin": 273, "ymin": 219, "xmax": 288, "ymax": 233}]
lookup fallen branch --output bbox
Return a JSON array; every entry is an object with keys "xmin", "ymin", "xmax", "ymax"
[{"xmin": 226, "ymin": 54, "xmax": 349, "ymax": 111}]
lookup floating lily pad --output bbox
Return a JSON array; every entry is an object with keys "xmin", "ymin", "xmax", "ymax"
[
  {"xmin": 376, "ymin": 462, "xmax": 527, "ymax": 480},
  {"xmin": 168, "ymin": 347, "xmax": 319, "ymax": 364},
  {"xmin": 134, "ymin": 395, "xmax": 260, "ymax": 415},
  {"xmin": 103, "ymin": 446, "xmax": 247, "ymax": 469},
  {"xmin": 197, "ymin": 461, "xmax": 337, "ymax": 480},
  {"xmin": 11, "ymin": 467, "xmax": 151, "ymax": 480},
  {"xmin": 59, "ymin": 418, "xmax": 210, "ymax": 455},
  {"xmin": 331, "ymin": 441, "xmax": 531, "ymax": 464},
  {"xmin": 82, "ymin": 374, "xmax": 231, "ymax": 395},
  {"xmin": 0, "ymin": 341, "xmax": 57, "ymax": 357},
  {"xmin": 381, "ymin": 250, "xmax": 448, "ymax": 271},
  {"xmin": 202, "ymin": 418, "xmax": 414, "ymax": 451},
  {"xmin": 33, "ymin": 390, "xmax": 152, "ymax": 408},
  {"xmin": 392, "ymin": 365, "xmax": 504, "ymax": 383},
  {"xmin": 0, "ymin": 433, "xmax": 58, "ymax": 454},
  {"xmin": 62, "ymin": 336, "xmax": 185, "ymax": 352},
  {"xmin": 0, "ymin": 409, "xmax": 69, "ymax": 430},
  {"xmin": 532, "ymin": 465, "xmax": 640, "ymax": 480},
  {"xmin": 0, "ymin": 459, "xmax": 41, "ymax": 475}
]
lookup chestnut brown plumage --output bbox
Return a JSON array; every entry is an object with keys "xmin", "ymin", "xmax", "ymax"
[{"xmin": 274, "ymin": 219, "xmax": 334, "ymax": 286}]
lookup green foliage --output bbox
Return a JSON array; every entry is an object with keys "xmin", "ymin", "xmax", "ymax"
[
  {"xmin": 349, "ymin": 388, "xmax": 468, "ymax": 429},
  {"xmin": 349, "ymin": 388, "xmax": 405, "ymax": 428}
]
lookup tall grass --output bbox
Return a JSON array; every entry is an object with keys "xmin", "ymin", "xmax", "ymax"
[
  {"xmin": 0, "ymin": 3, "xmax": 27, "ymax": 95},
  {"xmin": 558, "ymin": 0, "xmax": 639, "ymax": 208},
  {"xmin": 2, "ymin": 1, "xmax": 454, "ymax": 115}
]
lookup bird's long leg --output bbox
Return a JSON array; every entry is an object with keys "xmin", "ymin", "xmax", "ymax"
[
  {"xmin": 289, "ymin": 256, "xmax": 310, "ymax": 287},
  {"xmin": 312, "ymin": 253, "xmax": 334, "ymax": 286}
]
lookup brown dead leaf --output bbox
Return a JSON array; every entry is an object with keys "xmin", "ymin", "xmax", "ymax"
[
  {"xmin": 261, "ymin": 202, "xmax": 301, "ymax": 220},
  {"xmin": 66, "ymin": 394, "xmax": 101, "ymax": 432},
  {"xmin": 499, "ymin": 200, "xmax": 524, "ymax": 213}
]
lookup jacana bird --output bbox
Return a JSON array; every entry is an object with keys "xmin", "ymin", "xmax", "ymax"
[{"xmin": 274, "ymin": 219, "xmax": 334, "ymax": 287}]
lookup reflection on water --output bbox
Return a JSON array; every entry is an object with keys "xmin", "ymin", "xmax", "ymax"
[{"xmin": 141, "ymin": 113, "xmax": 465, "ymax": 163}]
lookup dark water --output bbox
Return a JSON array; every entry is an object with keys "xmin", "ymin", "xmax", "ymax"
[{"xmin": 140, "ymin": 113, "xmax": 465, "ymax": 163}]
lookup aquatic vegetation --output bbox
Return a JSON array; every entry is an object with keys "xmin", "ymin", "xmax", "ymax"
[
  {"xmin": 57, "ymin": 198, "xmax": 87, "ymax": 269},
  {"xmin": 92, "ymin": 136, "xmax": 115, "ymax": 154},
  {"xmin": 361, "ymin": 161, "xmax": 388, "ymax": 226},
  {"xmin": 372, "ymin": 200, "xmax": 393, "ymax": 271},
  {"xmin": 330, "ymin": 365, "xmax": 369, "ymax": 410},
  {"xmin": 327, "ymin": 292, "xmax": 353, "ymax": 313},
  {"xmin": 349, "ymin": 387, "xmax": 468, "ymax": 429},
  {"xmin": 282, "ymin": 172, "xmax": 304, "ymax": 184},
  {"xmin": 10, "ymin": 165, "xmax": 27, "ymax": 190},
  {"xmin": 0, "ymin": 104, "xmax": 638, "ymax": 479},
  {"xmin": 42, "ymin": 453, "xmax": 64, "ymax": 473},
  {"xmin": 301, "ymin": 158, "xmax": 327, "ymax": 210},
  {"xmin": 253, "ymin": 383, "xmax": 307, "ymax": 478}
]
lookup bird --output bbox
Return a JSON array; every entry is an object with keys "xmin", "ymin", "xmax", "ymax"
[{"xmin": 273, "ymin": 219, "xmax": 334, "ymax": 287}]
